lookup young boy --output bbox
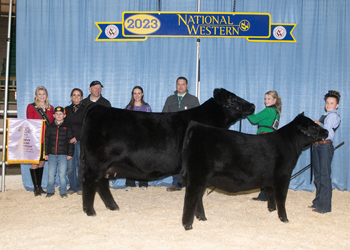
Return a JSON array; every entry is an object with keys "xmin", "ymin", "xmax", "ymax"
[
  {"xmin": 45, "ymin": 107, "xmax": 74, "ymax": 198},
  {"xmin": 311, "ymin": 90, "xmax": 341, "ymax": 213}
]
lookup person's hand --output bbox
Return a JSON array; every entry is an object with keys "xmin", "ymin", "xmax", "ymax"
[
  {"xmin": 67, "ymin": 156, "xmax": 72, "ymax": 160},
  {"xmin": 313, "ymin": 119, "xmax": 320, "ymax": 125},
  {"xmin": 44, "ymin": 155, "xmax": 48, "ymax": 160},
  {"xmin": 70, "ymin": 137, "xmax": 77, "ymax": 144}
]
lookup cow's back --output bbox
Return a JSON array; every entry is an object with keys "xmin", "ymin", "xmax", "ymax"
[
  {"xmin": 181, "ymin": 121, "xmax": 290, "ymax": 192},
  {"xmin": 80, "ymin": 103, "xmax": 222, "ymax": 180}
]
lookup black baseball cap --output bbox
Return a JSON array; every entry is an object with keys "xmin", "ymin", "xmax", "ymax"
[
  {"xmin": 54, "ymin": 106, "xmax": 66, "ymax": 114},
  {"xmin": 90, "ymin": 80, "xmax": 104, "ymax": 88}
]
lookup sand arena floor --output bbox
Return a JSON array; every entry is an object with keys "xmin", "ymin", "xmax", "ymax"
[{"xmin": 1, "ymin": 175, "xmax": 349, "ymax": 250}]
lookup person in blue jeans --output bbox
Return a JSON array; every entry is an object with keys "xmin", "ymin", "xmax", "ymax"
[
  {"xmin": 67, "ymin": 141, "xmax": 81, "ymax": 193},
  {"xmin": 45, "ymin": 107, "xmax": 75, "ymax": 198},
  {"xmin": 65, "ymin": 88, "xmax": 85, "ymax": 195},
  {"xmin": 311, "ymin": 90, "xmax": 341, "ymax": 213}
]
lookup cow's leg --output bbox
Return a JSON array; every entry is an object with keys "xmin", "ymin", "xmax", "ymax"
[
  {"xmin": 274, "ymin": 177, "xmax": 290, "ymax": 223},
  {"xmin": 194, "ymin": 197, "xmax": 207, "ymax": 221},
  {"xmin": 264, "ymin": 187, "xmax": 276, "ymax": 212},
  {"xmin": 182, "ymin": 185, "xmax": 206, "ymax": 230},
  {"xmin": 96, "ymin": 178, "xmax": 119, "ymax": 211},
  {"xmin": 82, "ymin": 176, "xmax": 98, "ymax": 216}
]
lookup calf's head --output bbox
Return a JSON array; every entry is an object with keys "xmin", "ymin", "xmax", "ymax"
[
  {"xmin": 295, "ymin": 112, "xmax": 328, "ymax": 143},
  {"xmin": 213, "ymin": 88, "xmax": 255, "ymax": 123}
]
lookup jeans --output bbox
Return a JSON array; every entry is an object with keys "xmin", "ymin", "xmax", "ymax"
[
  {"xmin": 312, "ymin": 143, "xmax": 334, "ymax": 213},
  {"xmin": 125, "ymin": 178, "xmax": 148, "ymax": 187},
  {"xmin": 67, "ymin": 142, "xmax": 81, "ymax": 192},
  {"xmin": 47, "ymin": 155, "xmax": 68, "ymax": 195},
  {"xmin": 172, "ymin": 174, "xmax": 181, "ymax": 189}
]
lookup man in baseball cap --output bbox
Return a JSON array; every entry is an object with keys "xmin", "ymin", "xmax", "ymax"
[
  {"xmin": 82, "ymin": 80, "xmax": 111, "ymax": 107},
  {"xmin": 89, "ymin": 80, "xmax": 104, "ymax": 88}
]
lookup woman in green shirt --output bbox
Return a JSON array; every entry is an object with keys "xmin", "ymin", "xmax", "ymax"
[{"xmin": 248, "ymin": 90, "xmax": 282, "ymax": 201}]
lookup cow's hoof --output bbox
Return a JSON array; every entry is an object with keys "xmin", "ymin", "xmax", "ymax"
[
  {"xmin": 106, "ymin": 204, "xmax": 119, "ymax": 211},
  {"xmin": 279, "ymin": 217, "xmax": 289, "ymax": 223},
  {"xmin": 197, "ymin": 216, "xmax": 207, "ymax": 221},
  {"xmin": 85, "ymin": 209, "xmax": 97, "ymax": 216},
  {"xmin": 184, "ymin": 225, "xmax": 193, "ymax": 230},
  {"xmin": 268, "ymin": 207, "xmax": 276, "ymax": 212}
]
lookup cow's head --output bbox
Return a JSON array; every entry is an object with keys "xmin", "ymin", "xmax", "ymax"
[
  {"xmin": 213, "ymin": 88, "xmax": 255, "ymax": 123},
  {"xmin": 295, "ymin": 112, "xmax": 328, "ymax": 143}
]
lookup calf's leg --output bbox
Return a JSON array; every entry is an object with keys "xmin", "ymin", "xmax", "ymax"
[
  {"xmin": 264, "ymin": 187, "xmax": 276, "ymax": 212},
  {"xmin": 96, "ymin": 178, "xmax": 119, "ymax": 211},
  {"xmin": 274, "ymin": 177, "xmax": 290, "ymax": 222},
  {"xmin": 182, "ymin": 185, "xmax": 206, "ymax": 230}
]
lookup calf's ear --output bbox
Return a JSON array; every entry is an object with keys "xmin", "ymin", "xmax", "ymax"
[
  {"xmin": 213, "ymin": 88, "xmax": 222, "ymax": 96},
  {"xmin": 296, "ymin": 123, "xmax": 305, "ymax": 131}
]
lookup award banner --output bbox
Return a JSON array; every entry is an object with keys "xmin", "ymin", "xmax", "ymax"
[
  {"xmin": 6, "ymin": 118, "xmax": 44, "ymax": 164},
  {"xmin": 122, "ymin": 12, "xmax": 271, "ymax": 38}
]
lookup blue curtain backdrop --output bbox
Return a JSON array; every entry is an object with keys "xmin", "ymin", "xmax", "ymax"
[{"xmin": 16, "ymin": 0, "xmax": 349, "ymax": 192}]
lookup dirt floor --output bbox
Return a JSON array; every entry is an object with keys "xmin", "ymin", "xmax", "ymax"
[{"xmin": 1, "ymin": 175, "xmax": 349, "ymax": 250}]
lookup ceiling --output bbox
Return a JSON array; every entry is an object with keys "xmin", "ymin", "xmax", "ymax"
[{"xmin": 0, "ymin": 0, "xmax": 16, "ymax": 18}]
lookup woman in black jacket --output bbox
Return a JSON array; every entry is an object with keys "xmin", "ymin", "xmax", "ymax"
[{"xmin": 65, "ymin": 88, "xmax": 85, "ymax": 195}]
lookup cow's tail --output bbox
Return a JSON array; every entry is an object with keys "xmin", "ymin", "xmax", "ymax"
[
  {"xmin": 78, "ymin": 136, "xmax": 86, "ymax": 182},
  {"xmin": 178, "ymin": 121, "xmax": 195, "ymax": 187},
  {"xmin": 78, "ymin": 103, "xmax": 96, "ymax": 182}
]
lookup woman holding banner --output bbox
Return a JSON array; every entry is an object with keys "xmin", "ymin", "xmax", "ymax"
[{"xmin": 26, "ymin": 86, "xmax": 54, "ymax": 196}]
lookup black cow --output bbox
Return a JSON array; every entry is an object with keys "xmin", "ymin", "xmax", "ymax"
[
  {"xmin": 180, "ymin": 113, "xmax": 328, "ymax": 230},
  {"xmin": 80, "ymin": 88, "xmax": 255, "ymax": 216}
]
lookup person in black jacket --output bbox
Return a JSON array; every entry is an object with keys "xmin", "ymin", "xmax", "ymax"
[
  {"xmin": 65, "ymin": 88, "xmax": 85, "ymax": 195},
  {"xmin": 45, "ymin": 107, "xmax": 74, "ymax": 198},
  {"xmin": 82, "ymin": 80, "xmax": 111, "ymax": 107}
]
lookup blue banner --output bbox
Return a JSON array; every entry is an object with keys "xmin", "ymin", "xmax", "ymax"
[
  {"xmin": 95, "ymin": 13, "xmax": 296, "ymax": 42},
  {"xmin": 247, "ymin": 24, "xmax": 297, "ymax": 42},
  {"xmin": 95, "ymin": 22, "xmax": 147, "ymax": 41},
  {"xmin": 122, "ymin": 12, "xmax": 271, "ymax": 38}
]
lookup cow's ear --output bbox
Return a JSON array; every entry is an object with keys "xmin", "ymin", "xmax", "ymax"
[
  {"xmin": 297, "ymin": 123, "xmax": 310, "ymax": 136},
  {"xmin": 300, "ymin": 112, "xmax": 305, "ymax": 116},
  {"xmin": 213, "ymin": 88, "xmax": 225, "ymax": 104}
]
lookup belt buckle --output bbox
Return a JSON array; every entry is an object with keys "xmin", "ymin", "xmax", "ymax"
[{"xmin": 313, "ymin": 142, "xmax": 319, "ymax": 146}]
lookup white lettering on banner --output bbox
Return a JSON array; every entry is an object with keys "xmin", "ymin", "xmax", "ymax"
[{"xmin": 6, "ymin": 118, "xmax": 43, "ymax": 164}]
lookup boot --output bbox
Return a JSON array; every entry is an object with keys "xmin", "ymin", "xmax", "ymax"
[
  {"xmin": 30, "ymin": 169, "xmax": 41, "ymax": 196},
  {"xmin": 37, "ymin": 167, "xmax": 46, "ymax": 194},
  {"xmin": 252, "ymin": 189, "xmax": 267, "ymax": 201}
]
